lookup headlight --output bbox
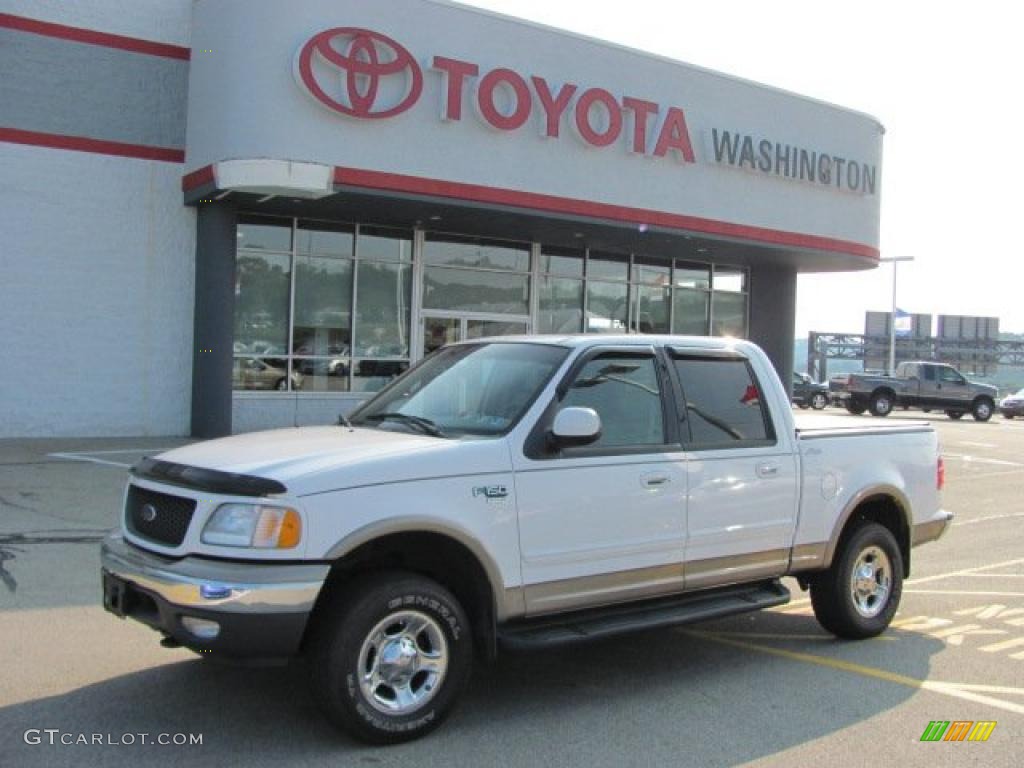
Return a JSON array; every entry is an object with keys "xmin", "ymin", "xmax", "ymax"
[{"xmin": 201, "ymin": 504, "xmax": 302, "ymax": 549}]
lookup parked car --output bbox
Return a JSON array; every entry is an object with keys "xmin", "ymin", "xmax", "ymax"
[
  {"xmin": 1000, "ymin": 388, "xmax": 1024, "ymax": 419},
  {"xmin": 829, "ymin": 361, "xmax": 998, "ymax": 420},
  {"xmin": 792, "ymin": 372, "xmax": 829, "ymax": 410},
  {"xmin": 233, "ymin": 357, "xmax": 304, "ymax": 391},
  {"xmin": 102, "ymin": 336, "xmax": 949, "ymax": 744}
]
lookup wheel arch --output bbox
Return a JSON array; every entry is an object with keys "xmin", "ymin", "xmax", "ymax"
[
  {"xmin": 823, "ymin": 486, "xmax": 912, "ymax": 578},
  {"xmin": 311, "ymin": 519, "xmax": 515, "ymax": 661}
]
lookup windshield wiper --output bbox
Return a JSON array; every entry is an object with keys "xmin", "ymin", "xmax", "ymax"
[{"xmin": 362, "ymin": 412, "xmax": 447, "ymax": 438}]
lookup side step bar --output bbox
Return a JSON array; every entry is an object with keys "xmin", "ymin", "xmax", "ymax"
[{"xmin": 498, "ymin": 580, "xmax": 790, "ymax": 651}]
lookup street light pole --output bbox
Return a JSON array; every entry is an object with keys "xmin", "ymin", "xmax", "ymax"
[{"xmin": 879, "ymin": 256, "xmax": 915, "ymax": 374}]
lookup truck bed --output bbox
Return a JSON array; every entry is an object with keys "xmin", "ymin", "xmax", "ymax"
[{"xmin": 792, "ymin": 411, "xmax": 931, "ymax": 438}]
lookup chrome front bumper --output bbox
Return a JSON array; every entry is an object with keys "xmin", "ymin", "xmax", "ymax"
[{"xmin": 101, "ymin": 531, "xmax": 329, "ymax": 659}]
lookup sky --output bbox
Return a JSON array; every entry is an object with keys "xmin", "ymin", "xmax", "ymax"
[{"xmin": 461, "ymin": 0, "xmax": 1023, "ymax": 338}]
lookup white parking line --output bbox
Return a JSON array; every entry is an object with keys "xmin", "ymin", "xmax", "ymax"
[
  {"xmin": 905, "ymin": 558, "xmax": 1024, "ymax": 586},
  {"xmin": 47, "ymin": 453, "xmax": 131, "ymax": 468},
  {"xmin": 956, "ymin": 441, "xmax": 997, "ymax": 449},
  {"xmin": 943, "ymin": 452, "xmax": 1024, "ymax": 467},
  {"xmin": 955, "ymin": 512, "xmax": 1024, "ymax": 527},
  {"xmin": 905, "ymin": 589, "xmax": 1024, "ymax": 597}
]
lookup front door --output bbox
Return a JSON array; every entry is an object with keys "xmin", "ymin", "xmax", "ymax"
[
  {"xmin": 421, "ymin": 314, "xmax": 528, "ymax": 356},
  {"xmin": 935, "ymin": 366, "xmax": 971, "ymax": 408},
  {"xmin": 513, "ymin": 346, "xmax": 688, "ymax": 616}
]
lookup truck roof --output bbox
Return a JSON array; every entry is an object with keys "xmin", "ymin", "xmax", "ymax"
[{"xmin": 453, "ymin": 334, "xmax": 754, "ymax": 352}]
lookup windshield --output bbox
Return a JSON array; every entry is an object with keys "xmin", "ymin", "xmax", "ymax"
[{"xmin": 351, "ymin": 343, "xmax": 570, "ymax": 437}]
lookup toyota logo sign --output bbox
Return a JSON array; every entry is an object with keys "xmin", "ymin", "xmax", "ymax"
[{"xmin": 296, "ymin": 27, "xmax": 423, "ymax": 119}]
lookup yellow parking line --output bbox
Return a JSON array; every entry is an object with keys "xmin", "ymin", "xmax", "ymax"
[
  {"xmin": 681, "ymin": 629, "xmax": 1024, "ymax": 717},
  {"xmin": 704, "ymin": 631, "xmax": 894, "ymax": 642}
]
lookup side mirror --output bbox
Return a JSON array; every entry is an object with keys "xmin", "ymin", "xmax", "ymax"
[{"xmin": 550, "ymin": 407, "xmax": 602, "ymax": 447}]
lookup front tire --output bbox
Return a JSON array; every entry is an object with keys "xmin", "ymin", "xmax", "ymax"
[
  {"xmin": 811, "ymin": 392, "xmax": 828, "ymax": 410},
  {"xmin": 307, "ymin": 572, "xmax": 473, "ymax": 745},
  {"xmin": 972, "ymin": 398, "xmax": 994, "ymax": 422},
  {"xmin": 810, "ymin": 522, "xmax": 903, "ymax": 639}
]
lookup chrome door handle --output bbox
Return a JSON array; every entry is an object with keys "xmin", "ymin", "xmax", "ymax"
[
  {"xmin": 641, "ymin": 473, "xmax": 670, "ymax": 488},
  {"xmin": 756, "ymin": 462, "xmax": 779, "ymax": 478}
]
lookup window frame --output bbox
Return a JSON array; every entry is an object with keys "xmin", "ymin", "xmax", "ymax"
[
  {"xmin": 664, "ymin": 347, "xmax": 778, "ymax": 451},
  {"xmin": 524, "ymin": 345, "xmax": 682, "ymax": 460}
]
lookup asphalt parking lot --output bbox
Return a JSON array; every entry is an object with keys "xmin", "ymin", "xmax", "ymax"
[{"xmin": 1, "ymin": 412, "xmax": 1022, "ymax": 767}]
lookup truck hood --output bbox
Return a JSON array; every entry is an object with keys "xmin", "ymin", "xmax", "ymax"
[{"xmin": 150, "ymin": 426, "xmax": 512, "ymax": 496}]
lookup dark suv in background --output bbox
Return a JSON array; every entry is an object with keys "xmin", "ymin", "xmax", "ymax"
[{"xmin": 792, "ymin": 372, "xmax": 829, "ymax": 410}]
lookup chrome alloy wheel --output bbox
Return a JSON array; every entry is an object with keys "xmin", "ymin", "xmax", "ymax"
[
  {"xmin": 850, "ymin": 546, "xmax": 892, "ymax": 618},
  {"xmin": 357, "ymin": 610, "xmax": 449, "ymax": 715}
]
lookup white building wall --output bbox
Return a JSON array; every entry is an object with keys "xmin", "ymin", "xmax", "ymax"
[
  {"xmin": 0, "ymin": 143, "xmax": 196, "ymax": 436},
  {"xmin": 0, "ymin": 0, "xmax": 193, "ymax": 46}
]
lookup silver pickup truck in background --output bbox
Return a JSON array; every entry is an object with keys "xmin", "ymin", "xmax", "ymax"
[{"xmin": 830, "ymin": 361, "xmax": 998, "ymax": 421}]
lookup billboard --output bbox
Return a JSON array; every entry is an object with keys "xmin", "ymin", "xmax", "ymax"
[
  {"xmin": 864, "ymin": 311, "xmax": 932, "ymax": 372},
  {"xmin": 937, "ymin": 315, "xmax": 1000, "ymax": 375}
]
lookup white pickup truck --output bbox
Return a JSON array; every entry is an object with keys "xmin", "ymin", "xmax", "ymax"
[{"xmin": 101, "ymin": 335, "xmax": 951, "ymax": 744}]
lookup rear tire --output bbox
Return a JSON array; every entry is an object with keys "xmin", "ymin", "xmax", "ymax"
[
  {"xmin": 946, "ymin": 410, "xmax": 964, "ymax": 420},
  {"xmin": 307, "ymin": 572, "xmax": 473, "ymax": 745},
  {"xmin": 869, "ymin": 391, "xmax": 894, "ymax": 417},
  {"xmin": 811, "ymin": 522, "xmax": 903, "ymax": 639}
]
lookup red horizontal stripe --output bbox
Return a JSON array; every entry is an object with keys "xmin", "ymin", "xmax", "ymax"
[
  {"xmin": 333, "ymin": 166, "xmax": 879, "ymax": 261},
  {"xmin": 0, "ymin": 13, "xmax": 190, "ymax": 60},
  {"xmin": 182, "ymin": 165, "xmax": 216, "ymax": 191},
  {"xmin": 0, "ymin": 127, "xmax": 185, "ymax": 163}
]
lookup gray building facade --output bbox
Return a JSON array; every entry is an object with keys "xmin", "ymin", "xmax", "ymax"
[{"xmin": 0, "ymin": 0, "xmax": 883, "ymax": 438}]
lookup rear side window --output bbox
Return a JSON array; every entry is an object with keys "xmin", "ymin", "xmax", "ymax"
[{"xmin": 672, "ymin": 357, "xmax": 774, "ymax": 447}]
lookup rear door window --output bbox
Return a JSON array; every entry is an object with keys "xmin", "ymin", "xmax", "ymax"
[{"xmin": 671, "ymin": 355, "xmax": 775, "ymax": 447}]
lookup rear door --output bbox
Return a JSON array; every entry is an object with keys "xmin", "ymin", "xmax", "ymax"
[{"xmin": 667, "ymin": 348, "xmax": 799, "ymax": 590}]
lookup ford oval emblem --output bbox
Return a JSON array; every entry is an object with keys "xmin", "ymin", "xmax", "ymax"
[{"xmin": 140, "ymin": 503, "xmax": 158, "ymax": 523}]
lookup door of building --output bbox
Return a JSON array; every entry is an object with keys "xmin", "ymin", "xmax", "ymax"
[{"xmin": 421, "ymin": 314, "xmax": 529, "ymax": 356}]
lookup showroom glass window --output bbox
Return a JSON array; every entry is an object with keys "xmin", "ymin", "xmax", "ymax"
[
  {"xmin": 672, "ymin": 262, "xmax": 711, "ymax": 335},
  {"xmin": 710, "ymin": 267, "xmax": 748, "ymax": 337},
  {"xmin": 232, "ymin": 217, "xmax": 412, "ymax": 393},
  {"xmin": 537, "ymin": 246, "xmax": 584, "ymax": 333},
  {"xmin": 422, "ymin": 234, "xmax": 530, "ymax": 315},
  {"xmin": 533, "ymin": 246, "xmax": 746, "ymax": 339},
  {"xmin": 233, "ymin": 216, "xmax": 293, "ymax": 392}
]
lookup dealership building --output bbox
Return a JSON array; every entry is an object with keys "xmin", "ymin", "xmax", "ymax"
[{"xmin": 0, "ymin": 0, "xmax": 883, "ymax": 438}]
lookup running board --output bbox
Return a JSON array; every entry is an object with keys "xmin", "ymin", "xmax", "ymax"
[{"xmin": 498, "ymin": 580, "xmax": 790, "ymax": 651}]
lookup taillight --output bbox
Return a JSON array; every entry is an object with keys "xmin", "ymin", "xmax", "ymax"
[{"xmin": 937, "ymin": 456, "xmax": 945, "ymax": 490}]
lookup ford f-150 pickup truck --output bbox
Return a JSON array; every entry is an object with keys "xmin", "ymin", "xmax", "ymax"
[
  {"xmin": 830, "ymin": 361, "xmax": 998, "ymax": 420},
  {"xmin": 101, "ymin": 336, "xmax": 951, "ymax": 744}
]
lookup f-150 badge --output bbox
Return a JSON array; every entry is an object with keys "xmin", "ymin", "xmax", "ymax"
[{"xmin": 472, "ymin": 485, "xmax": 508, "ymax": 500}]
